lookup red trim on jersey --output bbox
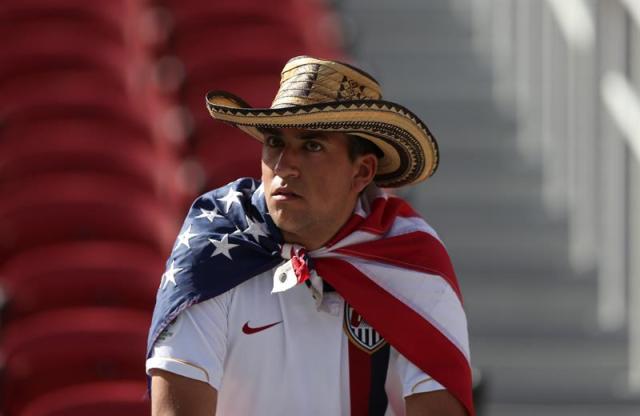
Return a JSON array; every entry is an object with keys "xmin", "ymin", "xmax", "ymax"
[
  {"xmin": 348, "ymin": 340, "xmax": 371, "ymax": 416},
  {"xmin": 316, "ymin": 258, "xmax": 474, "ymax": 416}
]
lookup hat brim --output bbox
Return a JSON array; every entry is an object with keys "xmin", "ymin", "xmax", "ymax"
[{"xmin": 205, "ymin": 91, "xmax": 439, "ymax": 188}]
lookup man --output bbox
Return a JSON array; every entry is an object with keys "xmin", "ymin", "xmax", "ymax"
[{"xmin": 146, "ymin": 56, "xmax": 474, "ymax": 415}]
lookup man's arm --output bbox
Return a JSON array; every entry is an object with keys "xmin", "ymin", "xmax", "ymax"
[
  {"xmin": 405, "ymin": 390, "xmax": 467, "ymax": 416},
  {"xmin": 151, "ymin": 369, "xmax": 218, "ymax": 416}
]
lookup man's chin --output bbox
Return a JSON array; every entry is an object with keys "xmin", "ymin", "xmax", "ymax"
[
  {"xmin": 270, "ymin": 214, "xmax": 307, "ymax": 236},
  {"xmin": 271, "ymin": 217, "xmax": 303, "ymax": 232}
]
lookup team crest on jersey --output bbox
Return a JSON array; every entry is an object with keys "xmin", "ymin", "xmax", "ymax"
[{"xmin": 343, "ymin": 303, "xmax": 387, "ymax": 353}]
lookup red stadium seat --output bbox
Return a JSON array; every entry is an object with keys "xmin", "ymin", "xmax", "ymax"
[
  {"xmin": 0, "ymin": 0, "xmax": 142, "ymax": 38},
  {"xmin": 171, "ymin": 21, "xmax": 306, "ymax": 76},
  {"xmin": 0, "ymin": 68, "xmax": 146, "ymax": 122},
  {"xmin": 289, "ymin": 0, "xmax": 345, "ymax": 59},
  {"xmin": 18, "ymin": 381, "xmax": 149, "ymax": 416},
  {"xmin": 0, "ymin": 16, "xmax": 142, "ymax": 92},
  {"xmin": 1, "ymin": 111, "xmax": 156, "ymax": 150},
  {"xmin": 0, "ymin": 241, "xmax": 163, "ymax": 322},
  {"xmin": 181, "ymin": 58, "xmax": 284, "ymax": 188},
  {"xmin": 0, "ymin": 91, "xmax": 151, "ymax": 135},
  {"xmin": 0, "ymin": 51, "xmax": 132, "ymax": 97},
  {"xmin": 183, "ymin": 65, "xmax": 282, "ymax": 126},
  {"xmin": 193, "ymin": 126, "xmax": 263, "ymax": 190},
  {"xmin": 0, "ymin": 125, "xmax": 176, "ymax": 197},
  {"xmin": 0, "ymin": 174, "xmax": 179, "ymax": 262},
  {"xmin": 0, "ymin": 113, "xmax": 184, "ymax": 198},
  {"xmin": 162, "ymin": 0, "xmax": 297, "ymax": 27},
  {"xmin": 162, "ymin": 0, "xmax": 344, "ymax": 59},
  {"xmin": 0, "ymin": 308, "xmax": 150, "ymax": 416},
  {"xmin": 0, "ymin": 7, "xmax": 129, "ymax": 48}
]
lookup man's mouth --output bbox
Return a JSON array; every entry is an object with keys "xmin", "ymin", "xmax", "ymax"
[{"xmin": 272, "ymin": 188, "xmax": 302, "ymax": 200}]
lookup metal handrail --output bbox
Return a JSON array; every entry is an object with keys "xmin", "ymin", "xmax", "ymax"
[
  {"xmin": 620, "ymin": 0, "xmax": 640, "ymax": 28},
  {"xmin": 466, "ymin": 0, "xmax": 640, "ymax": 394},
  {"xmin": 546, "ymin": 0, "xmax": 594, "ymax": 52},
  {"xmin": 544, "ymin": 0, "xmax": 640, "ymax": 393},
  {"xmin": 602, "ymin": 72, "xmax": 640, "ymax": 162},
  {"xmin": 602, "ymin": 69, "xmax": 640, "ymax": 392}
]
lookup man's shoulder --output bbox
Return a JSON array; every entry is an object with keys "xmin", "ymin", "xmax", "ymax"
[{"xmin": 191, "ymin": 177, "xmax": 260, "ymax": 206}]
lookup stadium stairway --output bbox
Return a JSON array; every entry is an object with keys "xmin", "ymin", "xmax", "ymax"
[{"xmin": 338, "ymin": 0, "xmax": 638, "ymax": 415}]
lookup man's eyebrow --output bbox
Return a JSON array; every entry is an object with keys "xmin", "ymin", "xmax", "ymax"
[
  {"xmin": 299, "ymin": 131, "xmax": 328, "ymax": 140},
  {"xmin": 260, "ymin": 127, "xmax": 280, "ymax": 136}
]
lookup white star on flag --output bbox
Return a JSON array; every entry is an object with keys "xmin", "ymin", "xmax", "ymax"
[
  {"xmin": 176, "ymin": 224, "xmax": 198, "ymax": 249},
  {"xmin": 217, "ymin": 188, "xmax": 243, "ymax": 213},
  {"xmin": 195, "ymin": 208, "xmax": 221, "ymax": 223},
  {"xmin": 209, "ymin": 234, "xmax": 239, "ymax": 260},
  {"xmin": 244, "ymin": 216, "xmax": 268, "ymax": 241},
  {"xmin": 162, "ymin": 260, "xmax": 183, "ymax": 290}
]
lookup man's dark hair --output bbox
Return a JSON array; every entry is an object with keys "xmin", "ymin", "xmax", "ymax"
[{"xmin": 346, "ymin": 135, "xmax": 384, "ymax": 161}]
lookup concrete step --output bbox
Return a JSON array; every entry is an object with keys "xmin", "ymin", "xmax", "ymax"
[
  {"xmin": 427, "ymin": 120, "xmax": 520, "ymax": 152},
  {"xmin": 342, "ymin": 7, "xmax": 475, "ymax": 60},
  {"xmin": 372, "ymin": 64, "xmax": 493, "ymax": 102},
  {"xmin": 349, "ymin": 32, "xmax": 474, "ymax": 61},
  {"xmin": 426, "ymin": 152, "xmax": 539, "ymax": 183},
  {"xmin": 417, "ymin": 206, "xmax": 559, "ymax": 236},
  {"xmin": 443, "ymin": 230, "xmax": 570, "ymax": 275},
  {"xmin": 472, "ymin": 335, "xmax": 632, "ymax": 403},
  {"xmin": 412, "ymin": 175, "xmax": 541, "ymax": 206},
  {"xmin": 358, "ymin": 42, "xmax": 478, "ymax": 60},
  {"xmin": 407, "ymin": 186, "xmax": 549, "ymax": 227},
  {"xmin": 374, "ymin": 54, "xmax": 492, "ymax": 81},
  {"xmin": 485, "ymin": 403, "xmax": 640, "ymax": 416},
  {"xmin": 403, "ymin": 100, "xmax": 515, "ymax": 136},
  {"xmin": 341, "ymin": 0, "xmax": 460, "ymax": 13},
  {"xmin": 341, "ymin": 7, "xmax": 472, "ymax": 39},
  {"xmin": 464, "ymin": 275, "xmax": 598, "ymax": 337},
  {"xmin": 432, "ymin": 224, "xmax": 570, "ymax": 275}
]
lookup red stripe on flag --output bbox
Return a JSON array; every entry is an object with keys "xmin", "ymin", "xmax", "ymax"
[
  {"xmin": 316, "ymin": 258, "xmax": 475, "ymax": 416},
  {"xmin": 348, "ymin": 339, "xmax": 371, "ymax": 416},
  {"xmin": 327, "ymin": 197, "xmax": 422, "ymax": 246},
  {"xmin": 335, "ymin": 231, "xmax": 463, "ymax": 302}
]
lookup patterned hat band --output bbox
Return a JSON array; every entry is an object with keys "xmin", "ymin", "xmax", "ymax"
[{"xmin": 205, "ymin": 56, "xmax": 439, "ymax": 188}]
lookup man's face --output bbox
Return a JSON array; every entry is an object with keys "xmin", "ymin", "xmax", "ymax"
[{"xmin": 261, "ymin": 128, "xmax": 376, "ymax": 250}]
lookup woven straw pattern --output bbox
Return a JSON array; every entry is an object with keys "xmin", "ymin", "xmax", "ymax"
[{"xmin": 272, "ymin": 60, "xmax": 382, "ymax": 109}]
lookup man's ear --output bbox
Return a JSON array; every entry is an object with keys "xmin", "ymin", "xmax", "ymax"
[{"xmin": 352, "ymin": 154, "xmax": 378, "ymax": 193}]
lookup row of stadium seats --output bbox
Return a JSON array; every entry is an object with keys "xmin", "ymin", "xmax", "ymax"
[
  {"xmin": 0, "ymin": 0, "xmax": 178, "ymax": 414},
  {"xmin": 154, "ymin": 0, "xmax": 344, "ymax": 191},
  {"xmin": 2, "ymin": 309, "xmax": 151, "ymax": 416},
  {"xmin": 0, "ymin": 0, "xmax": 346, "ymax": 414}
]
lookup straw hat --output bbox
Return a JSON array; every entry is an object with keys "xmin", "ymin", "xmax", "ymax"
[{"xmin": 205, "ymin": 56, "xmax": 439, "ymax": 188}]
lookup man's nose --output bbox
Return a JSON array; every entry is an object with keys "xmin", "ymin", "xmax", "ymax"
[{"xmin": 273, "ymin": 147, "xmax": 300, "ymax": 178}]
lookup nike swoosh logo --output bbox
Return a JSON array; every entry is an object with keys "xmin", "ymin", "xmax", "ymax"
[{"xmin": 242, "ymin": 321, "xmax": 282, "ymax": 334}]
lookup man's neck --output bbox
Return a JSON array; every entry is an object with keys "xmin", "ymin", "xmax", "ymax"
[
  {"xmin": 281, "ymin": 200, "xmax": 360, "ymax": 250},
  {"xmin": 281, "ymin": 225, "xmax": 340, "ymax": 251}
]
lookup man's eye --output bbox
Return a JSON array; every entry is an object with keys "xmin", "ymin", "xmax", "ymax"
[
  {"xmin": 265, "ymin": 136, "xmax": 283, "ymax": 147},
  {"xmin": 305, "ymin": 141, "xmax": 323, "ymax": 152}
]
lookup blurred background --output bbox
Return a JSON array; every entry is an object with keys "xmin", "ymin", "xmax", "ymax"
[{"xmin": 0, "ymin": 0, "xmax": 638, "ymax": 415}]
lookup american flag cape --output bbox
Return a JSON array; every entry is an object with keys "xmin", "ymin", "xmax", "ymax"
[{"xmin": 147, "ymin": 177, "xmax": 474, "ymax": 415}]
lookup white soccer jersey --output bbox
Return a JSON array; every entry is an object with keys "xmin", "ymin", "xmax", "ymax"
[{"xmin": 147, "ymin": 267, "xmax": 450, "ymax": 415}]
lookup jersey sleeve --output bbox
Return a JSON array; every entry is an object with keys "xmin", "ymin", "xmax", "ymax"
[
  {"xmin": 393, "ymin": 348, "xmax": 445, "ymax": 396},
  {"xmin": 146, "ymin": 290, "xmax": 233, "ymax": 390}
]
